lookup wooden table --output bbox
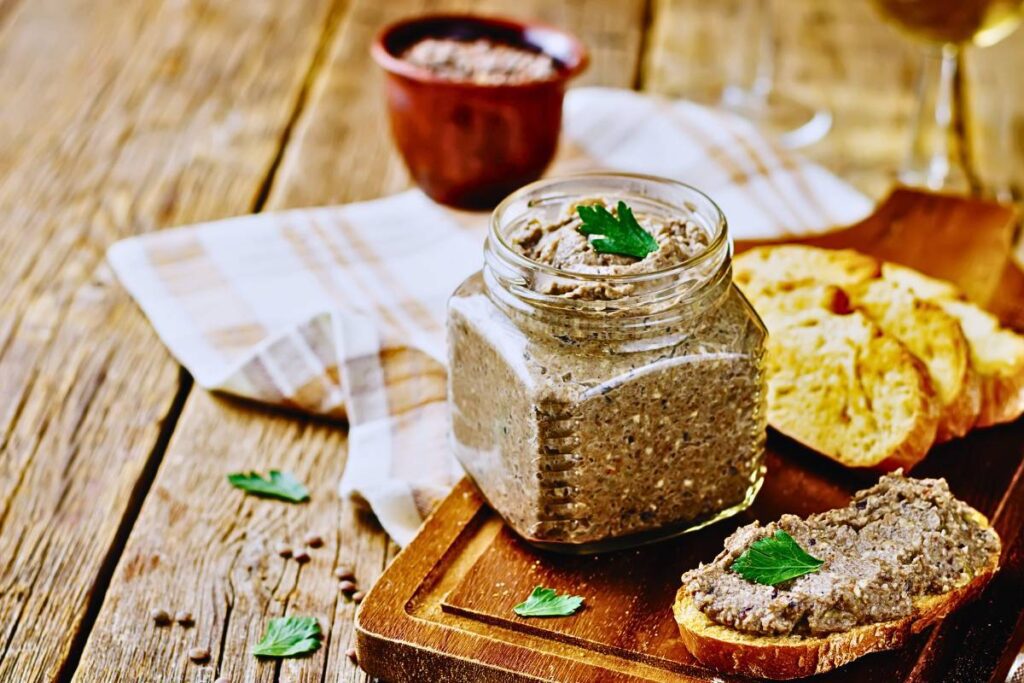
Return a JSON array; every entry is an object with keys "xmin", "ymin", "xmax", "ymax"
[{"xmin": 1, "ymin": 1, "xmax": 1022, "ymax": 681}]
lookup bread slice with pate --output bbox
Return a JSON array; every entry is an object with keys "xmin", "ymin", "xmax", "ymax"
[{"xmin": 674, "ymin": 473, "xmax": 1001, "ymax": 680}]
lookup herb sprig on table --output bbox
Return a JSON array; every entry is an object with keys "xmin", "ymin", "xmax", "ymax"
[
  {"xmin": 513, "ymin": 586, "xmax": 585, "ymax": 618},
  {"xmin": 227, "ymin": 470, "xmax": 310, "ymax": 503},
  {"xmin": 730, "ymin": 530, "xmax": 824, "ymax": 586},
  {"xmin": 577, "ymin": 201, "xmax": 659, "ymax": 259},
  {"xmin": 252, "ymin": 616, "xmax": 322, "ymax": 658}
]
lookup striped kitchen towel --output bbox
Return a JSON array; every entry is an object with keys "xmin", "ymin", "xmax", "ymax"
[{"xmin": 108, "ymin": 87, "xmax": 872, "ymax": 545}]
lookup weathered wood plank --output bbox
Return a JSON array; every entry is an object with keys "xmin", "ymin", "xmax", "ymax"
[
  {"xmin": 0, "ymin": 0, "xmax": 338, "ymax": 679},
  {"xmin": 72, "ymin": 1, "xmax": 648, "ymax": 681},
  {"xmin": 72, "ymin": 392, "xmax": 366, "ymax": 683}
]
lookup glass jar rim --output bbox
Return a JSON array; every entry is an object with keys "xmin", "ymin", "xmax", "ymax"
[{"xmin": 488, "ymin": 172, "xmax": 730, "ymax": 286}]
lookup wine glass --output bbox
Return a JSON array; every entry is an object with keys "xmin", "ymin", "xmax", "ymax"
[
  {"xmin": 871, "ymin": 0, "xmax": 1024, "ymax": 192},
  {"xmin": 720, "ymin": 0, "xmax": 833, "ymax": 149}
]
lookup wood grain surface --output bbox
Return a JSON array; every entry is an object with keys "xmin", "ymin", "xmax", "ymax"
[
  {"xmin": 0, "ymin": 0, "xmax": 336, "ymax": 679},
  {"xmin": 356, "ymin": 190, "xmax": 1024, "ymax": 683},
  {"xmin": 70, "ymin": 1, "xmax": 646, "ymax": 681},
  {"xmin": 0, "ymin": 0, "xmax": 1021, "ymax": 681}
]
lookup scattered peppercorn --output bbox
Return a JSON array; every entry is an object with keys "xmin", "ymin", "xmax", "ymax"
[
  {"xmin": 188, "ymin": 647, "xmax": 210, "ymax": 663},
  {"xmin": 175, "ymin": 610, "xmax": 193, "ymax": 626},
  {"xmin": 339, "ymin": 580, "xmax": 356, "ymax": 594},
  {"xmin": 293, "ymin": 550, "xmax": 310, "ymax": 564},
  {"xmin": 151, "ymin": 608, "xmax": 171, "ymax": 626},
  {"xmin": 275, "ymin": 543, "xmax": 293, "ymax": 559},
  {"xmin": 304, "ymin": 532, "xmax": 323, "ymax": 548},
  {"xmin": 352, "ymin": 591, "xmax": 365, "ymax": 603},
  {"xmin": 334, "ymin": 565, "xmax": 355, "ymax": 581}
]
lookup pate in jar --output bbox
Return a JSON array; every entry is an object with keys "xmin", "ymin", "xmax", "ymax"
[{"xmin": 447, "ymin": 174, "xmax": 767, "ymax": 553}]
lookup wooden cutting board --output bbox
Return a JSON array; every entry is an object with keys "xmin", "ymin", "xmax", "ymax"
[{"xmin": 355, "ymin": 188, "xmax": 1024, "ymax": 683}]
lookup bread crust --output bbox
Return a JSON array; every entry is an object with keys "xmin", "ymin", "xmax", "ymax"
[
  {"xmin": 977, "ymin": 369, "xmax": 1024, "ymax": 427},
  {"xmin": 937, "ymin": 365, "xmax": 983, "ymax": 442},
  {"xmin": 872, "ymin": 351, "xmax": 940, "ymax": 471},
  {"xmin": 674, "ymin": 509, "xmax": 1000, "ymax": 680}
]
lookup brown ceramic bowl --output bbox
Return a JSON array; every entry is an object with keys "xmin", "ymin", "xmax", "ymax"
[{"xmin": 372, "ymin": 14, "xmax": 588, "ymax": 209}]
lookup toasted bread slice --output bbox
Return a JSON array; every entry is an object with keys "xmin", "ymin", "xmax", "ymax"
[
  {"xmin": 881, "ymin": 262, "xmax": 961, "ymax": 300},
  {"xmin": 673, "ymin": 504, "xmax": 999, "ymax": 679},
  {"xmin": 737, "ymin": 246, "xmax": 1023, "ymax": 434},
  {"xmin": 734, "ymin": 245, "xmax": 880, "ymax": 293},
  {"xmin": 761, "ymin": 306, "xmax": 939, "ymax": 470},
  {"xmin": 740, "ymin": 280, "xmax": 851, "ymax": 319},
  {"xmin": 882, "ymin": 264, "xmax": 1024, "ymax": 428},
  {"xmin": 940, "ymin": 300, "xmax": 1024, "ymax": 427},
  {"xmin": 744, "ymin": 274, "xmax": 977, "ymax": 444},
  {"xmin": 847, "ymin": 278, "xmax": 981, "ymax": 442}
]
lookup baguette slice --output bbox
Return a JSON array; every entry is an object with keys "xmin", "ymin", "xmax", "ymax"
[
  {"xmin": 761, "ymin": 306, "xmax": 939, "ymax": 470},
  {"xmin": 734, "ymin": 245, "xmax": 881, "ymax": 291},
  {"xmin": 737, "ymin": 248, "xmax": 991, "ymax": 440},
  {"xmin": 882, "ymin": 264, "xmax": 1024, "ymax": 428},
  {"xmin": 739, "ymin": 280, "xmax": 851, "ymax": 319},
  {"xmin": 673, "ymin": 506, "xmax": 999, "ymax": 680},
  {"xmin": 881, "ymin": 262, "xmax": 961, "ymax": 300},
  {"xmin": 847, "ymin": 278, "xmax": 981, "ymax": 442}
]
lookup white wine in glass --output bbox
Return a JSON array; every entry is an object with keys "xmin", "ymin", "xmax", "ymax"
[
  {"xmin": 871, "ymin": 0, "xmax": 1024, "ymax": 191},
  {"xmin": 874, "ymin": 0, "xmax": 1023, "ymax": 46}
]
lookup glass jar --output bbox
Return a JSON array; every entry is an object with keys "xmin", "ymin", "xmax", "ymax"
[{"xmin": 447, "ymin": 174, "xmax": 767, "ymax": 553}]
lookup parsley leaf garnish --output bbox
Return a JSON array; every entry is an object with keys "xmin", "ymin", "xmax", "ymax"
[
  {"xmin": 227, "ymin": 470, "xmax": 310, "ymax": 503},
  {"xmin": 730, "ymin": 530, "xmax": 824, "ymax": 586},
  {"xmin": 577, "ymin": 201, "xmax": 659, "ymax": 260},
  {"xmin": 513, "ymin": 586, "xmax": 584, "ymax": 618},
  {"xmin": 252, "ymin": 616, "xmax": 322, "ymax": 658}
]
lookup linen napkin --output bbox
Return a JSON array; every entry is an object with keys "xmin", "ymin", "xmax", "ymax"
[{"xmin": 108, "ymin": 87, "xmax": 872, "ymax": 545}]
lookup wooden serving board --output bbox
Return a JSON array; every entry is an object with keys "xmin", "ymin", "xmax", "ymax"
[{"xmin": 355, "ymin": 189, "xmax": 1024, "ymax": 682}]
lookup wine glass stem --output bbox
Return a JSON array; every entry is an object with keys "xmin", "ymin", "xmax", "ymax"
[
  {"xmin": 750, "ymin": 0, "xmax": 775, "ymax": 103},
  {"xmin": 904, "ymin": 43, "xmax": 971, "ymax": 191}
]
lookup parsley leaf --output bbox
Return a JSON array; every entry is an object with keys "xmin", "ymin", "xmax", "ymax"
[
  {"xmin": 227, "ymin": 470, "xmax": 310, "ymax": 503},
  {"xmin": 513, "ymin": 586, "xmax": 584, "ymax": 618},
  {"xmin": 252, "ymin": 616, "xmax": 322, "ymax": 658},
  {"xmin": 577, "ymin": 201, "xmax": 659, "ymax": 259},
  {"xmin": 730, "ymin": 530, "xmax": 824, "ymax": 586}
]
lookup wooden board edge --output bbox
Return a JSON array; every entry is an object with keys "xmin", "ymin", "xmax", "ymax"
[
  {"xmin": 354, "ymin": 480, "xmax": 706, "ymax": 683},
  {"xmin": 355, "ymin": 479, "xmax": 482, "ymax": 632},
  {"xmin": 354, "ymin": 624, "xmax": 547, "ymax": 683},
  {"xmin": 735, "ymin": 187, "xmax": 1019, "ymax": 253}
]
